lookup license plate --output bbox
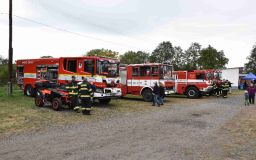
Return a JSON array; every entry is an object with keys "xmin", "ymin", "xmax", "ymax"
[{"xmin": 106, "ymin": 93, "xmax": 115, "ymax": 96}]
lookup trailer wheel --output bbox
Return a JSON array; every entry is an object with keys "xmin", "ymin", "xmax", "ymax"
[
  {"xmin": 52, "ymin": 98, "xmax": 63, "ymax": 111},
  {"xmin": 99, "ymin": 98, "xmax": 111, "ymax": 105},
  {"xmin": 186, "ymin": 87, "xmax": 199, "ymax": 99},
  {"xmin": 35, "ymin": 96, "xmax": 44, "ymax": 107},
  {"xmin": 25, "ymin": 85, "xmax": 35, "ymax": 97},
  {"xmin": 142, "ymin": 89, "xmax": 153, "ymax": 102}
]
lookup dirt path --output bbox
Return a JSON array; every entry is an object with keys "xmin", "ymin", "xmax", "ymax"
[{"xmin": 0, "ymin": 95, "xmax": 244, "ymax": 160}]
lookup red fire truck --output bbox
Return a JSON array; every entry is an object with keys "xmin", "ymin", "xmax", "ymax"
[
  {"xmin": 172, "ymin": 70, "xmax": 213, "ymax": 98},
  {"xmin": 16, "ymin": 56, "xmax": 122, "ymax": 104},
  {"xmin": 119, "ymin": 63, "xmax": 174, "ymax": 101}
]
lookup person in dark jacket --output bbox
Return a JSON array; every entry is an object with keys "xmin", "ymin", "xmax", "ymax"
[
  {"xmin": 247, "ymin": 84, "xmax": 256, "ymax": 104},
  {"xmin": 152, "ymin": 82, "xmax": 160, "ymax": 107},
  {"xmin": 78, "ymin": 77, "xmax": 94, "ymax": 115},
  {"xmin": 222, "ymin": 80, "xmax": 229, "ymax": 98},
  {"xmin": 65, "ymin": 76, "xmax": 79, "ymax": 110},
  {"xmin": 159, "ymin": 82, "xmax": 165, "ymax": 105}
]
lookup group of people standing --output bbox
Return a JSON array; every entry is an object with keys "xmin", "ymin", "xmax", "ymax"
[
  {"xmin": 212, "ymin": 79, "xmax": 231, "ymax": 98},
  {"xmin": 152, "ymin": 82, "xmax": 165, "ymax": 107},
  {"xmin": 244, "ymin": 81, "xmax": 256, "ymax": 106},
  {"xmin": 65, "ymin": 76, "xmax": 94, "ymax": 115}
]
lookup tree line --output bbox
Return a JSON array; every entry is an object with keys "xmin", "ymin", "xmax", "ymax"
[{"xmin": 86, "ymin": 41, "xmax": 229, "ymax": 70}]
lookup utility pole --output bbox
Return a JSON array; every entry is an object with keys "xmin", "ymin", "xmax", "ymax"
[{"xmin": 8, "ymin": 0, "xmax": 13, "ymax": 96}]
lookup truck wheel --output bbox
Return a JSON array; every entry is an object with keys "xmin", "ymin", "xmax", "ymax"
[
  {"xmin": 186, "ymin": 87, "xmax": 199, "ymax": 99},
  {"xmin": 25, "ymin": 85, "xmax": 35, "ymax": 97},
  {"xmin": 35, "ymin": 96, "xmax": 44, "ymax": 107},
  {"xmin": 99, "ymin": 99, "xmax": 111, "ymax": 105},
  {"xmin": 52, "ymin": 98, "xmax": 63, "ymax": 111},
  {"xmin": 142, "ymin": 89, "xmax": 153, "ymax": 102}
]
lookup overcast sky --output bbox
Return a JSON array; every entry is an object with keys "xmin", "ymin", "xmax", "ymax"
[{"xmin": 0, "ymin": 0, "xmax": 255, "ymax": 67}]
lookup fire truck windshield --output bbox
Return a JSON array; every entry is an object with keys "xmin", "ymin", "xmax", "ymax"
[
  {"xmin": 206, "ymin": 72, "xmax": 214, "ymax": 80},
  {"xmin": 160, "ymin": 65, "xmax": 172, "ymax": 79},
  {"xmin": 96, "ymin": 60, "xmax": 119, "ymax": 77},
  {"xmin": 214, "ymin": 72, "xmax": 222, "ymax": 80},
  {"xmin": 206, "ymin": 71, "xmax": 222, "ymax": 80}
]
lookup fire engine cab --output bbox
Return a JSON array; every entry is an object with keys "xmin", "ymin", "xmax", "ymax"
[
  {"xmin": 172, "ymin": 70, "xmax": 213, "ymax": 98},
  {"xmin": 16, "ymin": 56, "xmax": 122, "ymax": 104},
  {"xmin": 119, "ymin": 63, "xmax": 174, "ymax": 101}
]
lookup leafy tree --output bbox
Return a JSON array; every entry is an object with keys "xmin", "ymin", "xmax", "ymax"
[
  {"xmin": 150, "ymin": 41, "xmax": 175, "ymax": 63},
  {"xmin": 183, "ymin": 42, "xmax": 201, "ymax": 70},
  {"xmin": 0, "ymin": 55, "xmax": 8, "ymax": 65},
  {"xmin": 120, "ymin": 51, "xmax": 150, "ymax": 64},
  {"xmin": 41, "ymin": 56, "xmax": 53, "ymax": 58},
  {"xmin": 197, "ymin": 45, "xmax": 229, "ymax": 69},
  {"xmin": 0, "ymin": 66, "xmax": 16, "ymax": 84},
  {"xmin": 86, "ymin": 49, "xmax": 119, "ymax": 59},
  {"xmin": 245, "ymin": 44, "xmax": 256, "ymax": 73},
  {"xmin": 172, "ymin": 46, "xmax": 185, "ymax": 70}
]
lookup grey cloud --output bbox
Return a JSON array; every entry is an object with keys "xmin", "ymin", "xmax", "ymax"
[{"xmin": 25, "ymin": 0, "xmax": 181, "ymax": 35}]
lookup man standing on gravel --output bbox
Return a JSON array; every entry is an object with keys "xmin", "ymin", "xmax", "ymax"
[
  {"xmin": 78, "ymin": 77, "xmax": 94, "ymax": 115},
  {"xmin": 222, "ymin": 80, "xmax": 230, "ymax": 98},
  {"xmin": 152, "ymin": 82, "xmax": 161, "ymax": 107},
  {"xmin": 66, "ymin": 76, "xmax": 79, "ymax": 110},
  {"xmin": 159, "ymin": 82, "xmax": 165, "ymax": 105}
]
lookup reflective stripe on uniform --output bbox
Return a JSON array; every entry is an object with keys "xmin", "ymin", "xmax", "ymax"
[
  {"xmin": 80, "ymin": 88, "xmax": 88, "ymax": 91},
  {"xmin": 69, "ymin": 86, "xmax": 78, "ymax": 89},
  {"xmin": 81, "ymin": 108, "xmax": 91, "ymax": 111},
  {"xmin": 80, "ymin": 95, "xmax": 90, "ymax": 97},
  {"xmin": 74, "ymin": 106, "xmax": 80, "ymax": 110},
  {"xmin": 69, "ymin": 92, "xmax": 78, "ymax": 95}
]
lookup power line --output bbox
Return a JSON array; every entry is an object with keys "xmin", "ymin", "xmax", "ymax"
[
  {"xmin": 0, "ymin": 12, "xmax": 147, "ymax": 51},
  {"xmin": 27, "ymin": 0, "xmax": 156, "ymax": 44}
]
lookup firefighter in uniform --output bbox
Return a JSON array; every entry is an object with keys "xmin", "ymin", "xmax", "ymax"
[
  {"xmin": 215, "ymin": 80, "xmax": 222, "ymax": 97},
  {"xmin": 65, "ymin": 76, "xmax": 79, "ymax": 110},
  {"xmin": 78, "ymin": 77, "xmax": 94, "ymax": 115},
  {"xmin": 212, "ymin": 81, "xmax": 218, "ymax": 96},
  {"xmin": 222, "ymin": 80, "xmax": 230, "ymax": 98}
]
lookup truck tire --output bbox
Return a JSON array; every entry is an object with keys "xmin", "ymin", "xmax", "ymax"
[
  {"xmin": 52, "ymin": 98, "xmax": 63, "ymax": 111},
  {"xmin": 99, "ymin": 98, "xmax": 111, "ymax": 105},
  {"xmin": 25, "ymin": 85, "xmax": 35, "ymax": 97},
  {"xmin": 142, "ymin": 89, "xmax": 153, "ymax": 102},
  {"xmin": 35, "ymin": 96, "xmax": 44, "ymax": 107},
  {"xmin": 186, "ymin": 86, "xmax": 199, "ymax": 99}
]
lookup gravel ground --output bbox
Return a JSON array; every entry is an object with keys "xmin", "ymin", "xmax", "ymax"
[{"xmin": 0, "ymin": 94, "xmax": 244, "ymax": 160}]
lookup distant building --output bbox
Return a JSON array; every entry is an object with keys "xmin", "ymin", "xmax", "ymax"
[{"xmin": 221, "ymin": 67, "xmax": 246, "ymax": 88}]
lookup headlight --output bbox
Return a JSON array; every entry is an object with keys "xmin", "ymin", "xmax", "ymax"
[{"xmin": 96, "ymin": 88, "xmax": 103, "ymax": 93}]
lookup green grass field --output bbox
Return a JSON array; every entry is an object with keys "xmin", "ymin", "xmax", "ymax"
[{"xmin": 0, "ymin": 85, "xmax": 153, "ymax": 136}]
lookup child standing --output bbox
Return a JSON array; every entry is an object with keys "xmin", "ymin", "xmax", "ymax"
[{"xmin": 244, "ymin": 90, "xmax": 250, "ymax": 106}]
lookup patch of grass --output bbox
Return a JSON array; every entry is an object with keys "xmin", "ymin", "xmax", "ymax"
[{"xmin": 0, "ymin": 86, "xmax": 154, "ymax": 137}]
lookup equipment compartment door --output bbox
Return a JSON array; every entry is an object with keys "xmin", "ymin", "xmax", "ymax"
[{"xmin": 17, "ymin": 66, "xmax": 24, "ymax": 85}]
